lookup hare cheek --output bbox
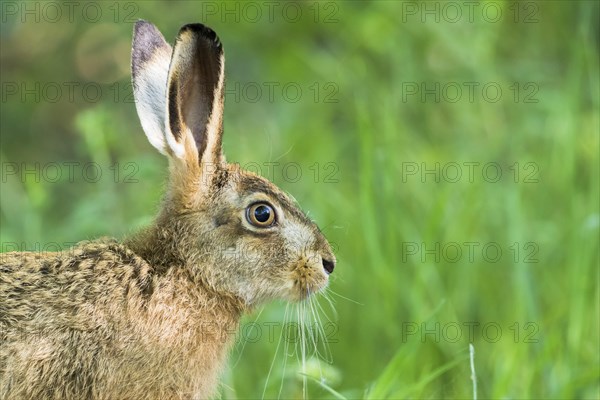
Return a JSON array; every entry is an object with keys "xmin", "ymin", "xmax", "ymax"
[{"xmin": 281, "ymin": 224, "xmax": 314, "ymax": 251}]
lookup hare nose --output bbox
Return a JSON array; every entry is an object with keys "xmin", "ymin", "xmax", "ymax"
[{"xmin": 322, "ymin": 257, "xmax": 335, "ymax": 274}]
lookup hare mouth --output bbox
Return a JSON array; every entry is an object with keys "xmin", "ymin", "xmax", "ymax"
[{"xmin": 286, "ymin": 258, "xmax": 329, "ymax": 302}]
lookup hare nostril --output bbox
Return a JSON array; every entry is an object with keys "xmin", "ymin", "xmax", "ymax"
[{"xmin": 322, "ymin": 258, "xmax": 335, "ymax": 274}]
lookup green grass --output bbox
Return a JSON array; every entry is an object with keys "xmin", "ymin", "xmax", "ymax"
[{"xmin": 1, "ymin": 1, "xmax": 598, "ymax": 399}]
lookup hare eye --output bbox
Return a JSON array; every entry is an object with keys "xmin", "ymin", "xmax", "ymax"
[{"xmin": 247, "ymin": 203, "xmax": 276, "ymax": 227}]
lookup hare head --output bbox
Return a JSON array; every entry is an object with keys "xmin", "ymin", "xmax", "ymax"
[{"xmin": 131, "ymin": 21, "xmax": 336, "ymax": 306}]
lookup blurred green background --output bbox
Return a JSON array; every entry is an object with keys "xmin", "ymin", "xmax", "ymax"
[{"xmin": 1, "ymin": 1, "xmax": 598, "ymax": 399}]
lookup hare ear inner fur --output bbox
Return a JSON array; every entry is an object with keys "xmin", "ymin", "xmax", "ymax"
[
  {"xmin": 131, "ymin": 20, "xmax": 172, "ymax": 155},
  {"xmin": 166, "ymin": 23, "xmax": 225, "ymax": 167}
]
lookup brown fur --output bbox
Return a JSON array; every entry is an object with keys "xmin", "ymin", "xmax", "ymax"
[
  {"xmin": 1, "ymin": 240, "xmax": 242, "ymax": 399},
  {"xmin": 0, "ymin": 21, "xmax": 335, "ymax": 399}
]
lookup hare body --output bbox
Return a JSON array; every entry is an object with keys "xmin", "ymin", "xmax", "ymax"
[
  {"xmin": 0, "ymin": 21, "xmax": 335, "ymax": 399},
  {"xmin": 1, "ymin": 240, "xmax": 241, "ymax": 399}
]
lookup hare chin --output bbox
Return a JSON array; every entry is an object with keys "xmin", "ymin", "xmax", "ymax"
[
  {"xmin": 287, "ymin": 277, "xmax": 329, "ymax": 302},
  {"xmin": 288, "ymin": 288, "xmax": 326, "ymax": 303},
  {"xmin": 244, "ymin": 277, "xmax": 328, "ymax": 304}
]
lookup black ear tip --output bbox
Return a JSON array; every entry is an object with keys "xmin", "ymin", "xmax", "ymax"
[{"xmin": 179, "ymin": 23, "xmax": 222, "ymax": 50}]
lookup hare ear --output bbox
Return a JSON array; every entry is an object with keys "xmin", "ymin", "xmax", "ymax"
[
  {"xmin": 131, "ymin": 20, "xmax": 172, "ymax": 155},
  {"xmin": 166, "ymin": 23, "xmax": 225, "ymax": 166}
]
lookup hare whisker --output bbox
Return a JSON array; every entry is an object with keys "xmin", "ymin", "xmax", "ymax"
[
  {"xmin": 232, "ymin": 305, "xmax": 265, "ymax": 369},
  {"xmin": 278, "ymin": 303, "xmax": 292, "ymax": 400}
]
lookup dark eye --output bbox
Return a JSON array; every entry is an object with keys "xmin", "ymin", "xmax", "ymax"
[{"xmin": 247, "ymin": 203, "xmax": 276, "ymax": 227}]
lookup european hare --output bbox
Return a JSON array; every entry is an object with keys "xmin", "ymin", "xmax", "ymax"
[{"xmin": 0, "ymin": 21, "xmax": 336, "ymax": 399}]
